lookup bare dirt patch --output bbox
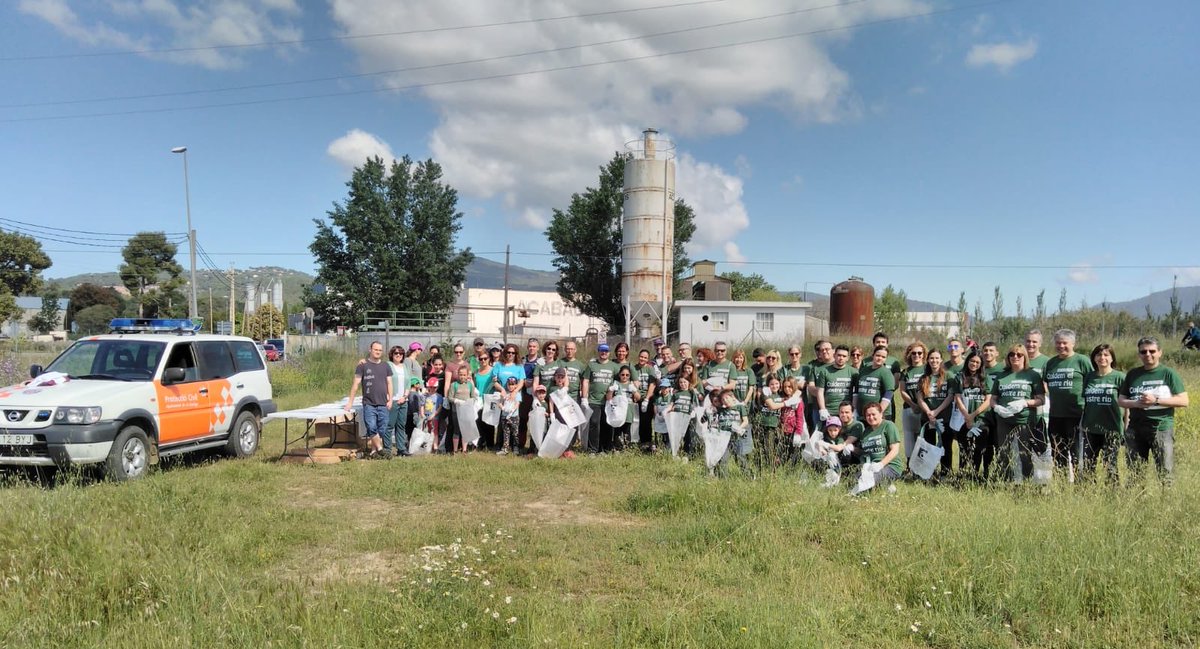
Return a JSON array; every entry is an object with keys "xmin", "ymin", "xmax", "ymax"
[{"xmin": 519, "ymin": 497, "xmax": 643, "ymax": 528}]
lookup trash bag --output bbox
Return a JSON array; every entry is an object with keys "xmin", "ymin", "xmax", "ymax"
[
  {"xmin": 701, "ymin": 426, "xmax": 731, "ymax": 468},
  {"xmin": 454, "ymin": 401, "xmax": 481, "ymax": 447},
  {"xmin": 630, "ymin": 408, "xmax": 640, "ymax": 444},
  {"xmin": 606, "ymin": 394, "xmax": 629, "ymax": 428},
  {"xmin": 801, "ymin": 431, "xmax": 823, "ymax": 464},
  {"xmin": 666, "ymin": 411, "xmax": 691, "ymax": 457},
  {"xmin": 481, "ymin": 393, "xmax": 503, "ymax": 427},
  {"xmin": 538, "ymin": 420, "xmax": 573, "ymax": 459},
  {"xmin": 528, "ymin": 402, "xmax": 547, "ymax": 450},
  {"xmin": 909, "ymin": 426, "xmax": 944, "ymax": 480},
  {"xmin": 1031, "ymin": 445, "xmax": 1053, "ymax": 485},
  {"xmin": 653, "ymin": 404, "xmax": 668, "ymax": 435},
  {"xmin": 850, "ymin": 462, "xmax": 879, "ymax": 495},
  {"xmin": 408, "ymin": 425, "xmax": 434, "ymax": 455},
  {"xmin": 549, "ymin": 391, "xmax": 587, "ymax": 428}
]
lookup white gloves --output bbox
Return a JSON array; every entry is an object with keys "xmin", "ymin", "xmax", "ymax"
[
  {"xmin": 935, "ymin": 420, "xmax": 945, "ymax": 434},
  {"xmin": 792, "ymin": 433, "xmax": 804, "ymax": 448},
  {"xmin": 992, "ymin": 404, "xmax": 1012, "ymax": 418},
  {"xmin": 1007, "ymin": 400, "xmax": 1026, "ymax": 413},
  {"xmin": 819, "ymin": 409, "xmax": 830, "ymax": 421},
  {"xmin": 841, "ymin": 442, "xmax": 855, "ymax": 457},
  {"xmin": 967, "ymin": 426, "xmax": 982, "ymax": 439},
  {"xmin": 640, "ymin": 399, "xmax": 649, "ymax": 413}
]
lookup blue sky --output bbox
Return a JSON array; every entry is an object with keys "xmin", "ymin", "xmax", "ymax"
[{"xmin": 2, "ymin": 0, "xmax": 1197, "ymax": 313}]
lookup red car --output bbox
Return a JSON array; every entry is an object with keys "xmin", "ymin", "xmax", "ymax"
[{"xmin": 262, "ymin": 343, "xmax": 280, "ymax": 362}]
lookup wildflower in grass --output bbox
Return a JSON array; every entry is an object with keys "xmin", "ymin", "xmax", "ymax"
[
  {"xmin": 507, "ymin": 617, "xmax": 517, "ymax": 624},
  {"xmin": 461, "ymin": 622, "xmax": 469, "ymax": 629},
  {"xmin": 492, "ymin": 611, "xmax": 500, "ymax": 620},
  {"xmin": 505, "ymin": 596, "xmax": 513, "ymax": 604}
]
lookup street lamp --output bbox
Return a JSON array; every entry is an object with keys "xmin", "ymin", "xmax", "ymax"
[{"xmin": 171, "ymin": 146, "xmax": 199, "ymax": 321}]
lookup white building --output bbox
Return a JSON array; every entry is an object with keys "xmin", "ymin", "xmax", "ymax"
[
  {"xmin": 675, "ymin": 300, "xmax": 812, "ymax": 347},
  {"xmin": 452, "ymin": 288, "xmax": 609, "ymax": 340},
  {"xmin": 907, "ymin": 310, "xmax": 966, "ymax": 337},
  {"xmin": 3, "ymin": 296, "xmax": 70, "ymax": 339}
]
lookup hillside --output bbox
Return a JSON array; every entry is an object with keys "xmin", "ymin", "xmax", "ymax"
[
  {"xmin": 1103, "ymin": 285, "xmax": 1200, "ymax": 318},
  {"xmin": 48, "ymin": 266, "xmax": 315, "ymax": 308}
]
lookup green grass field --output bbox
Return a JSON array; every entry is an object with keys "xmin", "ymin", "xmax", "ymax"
[{"xmin": 0, "ymin": 349, "xmax": 1196, "ymax": 648}]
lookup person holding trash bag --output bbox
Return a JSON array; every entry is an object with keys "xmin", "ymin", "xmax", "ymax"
[
  {"xmin": 1117, "ymin": 336, "xmax": 1189, "ymax": 485},
  {"xmin": 897, "ymin": 342, "xmax": 928, "ymax": 463},
  {"xmin": 605, "ymin": 365, "xmax": 639, "ymax": 451},
  {"xmin": 917, "ymin": 349, "xmax": 955, "ymax": 473},
  {"xmin": 952, "ymin": 352, "xmax": 994, "ymax": 479},
  {"xmin": 632, "ymin": 349, "xmax": 660, "ymax": 452},
  {"xmin": 854, "ymin": 402, "xmax": 903, "ymax": 491},
  {"xmin": 990, "ymin": 345, "xmax": 1047, "ymax": 483},
  {"xmin": 712, "ymin": 388, "xmax": 752, "ymax": 477}
]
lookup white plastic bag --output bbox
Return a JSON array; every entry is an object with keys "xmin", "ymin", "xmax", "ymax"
[
  {"xmin": 454, "ymin": 401, "xmax": 481, "ymax": 447},
  {"xmin": 538, "ymin": 420, "xmax": 574, "ymax": 459},
  {"xmin": 701, "ymin": 426, "xmax": 731, "ymax": 469},
  {"xmin": 801, "ymin": 431, "xmax": 823, "ymax": 463},
  {"xmin": 549, "ymin": 391, "xmax": 587, "ymax": 428},
  {"xmin": 528, "ymin": 403, "xmax": 547, "ymax": 450},
  {"xmin": 408, "ymin": 425, "xmax": 433, "ymax": 455},
  {"xmin": 481, "ymin": 393, "xmax": 503, "ymax": 427},
  {"xmin": 851, "ymin": 462, "xmax": 879, "ymax": 495},
  {"xmin": 949, "ymin": 407, "xmax": 965, "ymax": 432},
  {"xmin": 1031, "ymin": 446, "xmax": 1053, "ymax": 485},
  {"xmin": 630, "ymin": 408, "xmax": 640, "ymax": 443},
  {"xmin": 908, "ymin": 431, "xmax": 944, "ymax": 480},
  {"xmin": 666, "ymin": 411, "xmax": 691, "ymax": 457},
  {"xmin": 653, "ymin": 404, "xmax": 668, "ymax": 435},
  {"xmin": 606, "ymin": 394, "xmax": 629, "ymax": 428}
]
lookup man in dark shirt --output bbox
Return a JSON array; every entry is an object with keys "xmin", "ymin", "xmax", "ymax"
[{"xmin": 347, "ymin": 341, "xmax": 393, "ymax": 458}]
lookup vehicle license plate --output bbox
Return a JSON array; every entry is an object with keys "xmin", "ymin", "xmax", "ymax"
[{"xmin": 0, "ymin": 434, "xmax": 34, "ymax": 445}]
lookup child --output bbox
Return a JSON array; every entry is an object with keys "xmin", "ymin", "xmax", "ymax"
[
  {"xmin": 779, "ymin": 377, "xmax": 806, "ymax": 464},
  {"xmin": 665, "ymin": 375, "xmax": 698, "ymax": 455},
  {"xmin": 545, "ymin": 367, "xmax": 577, "ymax": 459},
  {"xmin": 606, "ymin": 366, "xmax": 640, "ymax": 451},
  {"xmin": 446, "ymin": 365, "xmax": 479, "ymax": 454},
  {"xmin": 815, "ymin": 417, "xmax": 847, "ymax": 487},
  {"xmin": 714, "ymin": 388, "xmax": 752, "ymax": 477},
  {"xmin": 755, "ymin": 375, "xmax": 786, "ymax": 470},
  {"xmin": 651, "ymin": 378, "xmax": 673, "ymax": 453},
  {"xmin": 497, "ymin": 376, "xmax": 521, "ymax": 455},
  {"xmin": 421, "ymin": 376, "xmax": 443, "ymax": 452}
]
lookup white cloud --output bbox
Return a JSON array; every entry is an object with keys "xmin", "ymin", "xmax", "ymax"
[
  {"xmin": 968, "ymin": 13, "xmax": 991, "ymax": 38},
  {"xmin": 1171, "ymin": 267, "xmax": 1200, "ymax": 287},
  {"xmin": 326, "ymin": 129, "xmax": 395, "ymax": 172},
  {"xmin": 17, "ymin": 0, "xmax": 302, "ymax": 69},
  {"xmin": 723, "ymin": 242, "xmax": 746, "ymax": 266},
  {"xmin": 1066, "ymin": 263, "xmax": 1098, "ymax": 285},
  {"xmin": 966, "ymin": 38, "xmax": 1038, "ymax": 73},
  {"xmin": 328, "ymin": 0, "xmax": 928, "ymax": 253}
]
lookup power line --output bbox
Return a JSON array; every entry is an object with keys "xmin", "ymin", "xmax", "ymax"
[
  {"xmin": 2, "ymin": 0, "xmax": 863, "ymax": 109},
  {"xmin": 0, "ymin": 0, "xmax": 1016, "ymax": 124},
  {"xmin": 0, "ymin": 225, "xmax": 187, "ymax": 249},
  {"xmin": 1, "ymin": 0, "xmax": 728, "ymax": 62},
  {"xmin": 0, "ymin": 216, "xmax": 185, "ymax": 239}
]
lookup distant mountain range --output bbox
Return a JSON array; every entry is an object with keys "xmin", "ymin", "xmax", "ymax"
[{"xmin": 48, "ymin": 260, "xmax": 1197, "ymax": 319}]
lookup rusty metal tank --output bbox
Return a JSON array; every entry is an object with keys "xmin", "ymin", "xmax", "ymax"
[
  {"xmin": 622, "ymin": 128, "xmax": 676, "ymax": 329},
  {"xmin": 830, "ymin": 276, "xmax": 874, "ymax": 337}
]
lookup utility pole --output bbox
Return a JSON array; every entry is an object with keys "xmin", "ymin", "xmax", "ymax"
[
  {"xmin": 502, "ymin": 244, "xmax": 510, "ymax": 345},
  {"xmin": 228, "ymin": 264, "xmax": 236, "ymax": 335},
  {"xmin": 208, "ymin": 286, "xmax": 213, "ymax": 333}
]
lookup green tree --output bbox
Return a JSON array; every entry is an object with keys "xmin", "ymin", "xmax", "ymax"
[
  {"xmin": 0, "ymin": 231, "xmax": 52, "ymax": 323},
  {"xmin": 28, "ymin": 287, "xmax": 62, "ymax": 334},
  {"xmin": 723, "ymin": 272, "xmax": 778, "ymax": 301},
  {"xmin": 245, "ymin": 304, "xmax": 286, "ymax": 340},
  {"xmin": 304, "ymin": 156, "xmax": 473, "ymax": 330},
  {"xmin": 874, "ymin": 284, "xmax": 908, "ymax": 336},
  {"xmin": 991, "ymin": 286, "xmax": 1004, "ymax": 322},
  {"xmin": 74, "ymin": 304, "xmax": 118, "ymax": 336},
  {"xmin": 1058, "ymin": 288, "xmax": 1068, "ymax": 315},
  {"xmin": 546, "ymin": 153, "xmax": 696, "ymax": 335},
  {"xmin": 1034, "ymin": 289, "xmax": 1046, "ymax": 323},
  {"xmin": 64, "ymin": 283, "xmax": 124, "ymax": 329},
  {"xmin": 119, "ymin": 232, "xmax": 185, "ymax": 318}
]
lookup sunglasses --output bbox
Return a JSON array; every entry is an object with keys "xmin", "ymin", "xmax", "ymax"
[
  {"xmin": 948, "ymin": 344, "xmax": 960, "ymax": 350},
  {"xmin": 910, "ymin": 351, "xmax": 925, "ymax": 356},
  {"xmin": 789, "ymin": 352, "xmax": 800, "ymax": 356},
  {"xmin": 1138, "ymin": 349, "xmax": 1158, "ymax": 355}
]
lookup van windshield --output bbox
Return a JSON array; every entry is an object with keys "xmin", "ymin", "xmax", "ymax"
[{"xmin": 45, "ymin": 340, "xmax": 166, "ymax": 382}]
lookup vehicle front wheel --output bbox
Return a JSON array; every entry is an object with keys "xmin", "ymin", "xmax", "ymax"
[
  {"xmin": 105, "ymin": 426, "xmax": 151, "ymax": 481},
  {"xmin": 226, "ymin": 411, "xmax": 260, "ymax": 458}
]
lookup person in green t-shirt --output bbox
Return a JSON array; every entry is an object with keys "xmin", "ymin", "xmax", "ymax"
[
  {"xmin": 990, "ymin": 345, "xmax": 1047, "ymax": 482},
  {"xmin": 699, "ymin": 341, "xmax": 736, "ymax": 396},
  {"xmin": 853, "ymin": 346, "xmax": 896, "ymax": 422},
  {"xmin": 755, "ymin": 374, "xmax": 786, "ymax": 471},
  {"xmin": 1080, "ymin": 343, "xmax": 1125, "ymax": 483},
  {"xmin": 729, "ymin": 349, "xmax": 755, "ymax": 405},
  {"xmin": 897, "ymin": 341, "xmax": 928, "ymax": 462},
  {"xmin": 951, "ymin": 352, "xmax": 993, "ymax": 480},
  {"xmin": 632, "ymin": 349, "xmax": 661, "ymax": 451},
  {"xmin": 1025, "ymin": 329, "xmax": 1050, "ymax": 429},
  {"xmin": 557, "ymin": 341, "xmax": 588, "ymax": 401},
  {"xmin": 814, "ymin": 345, "xmax": 857, "ymax": 422},
  {"xmin": 665, "ymin": 375, "xmax": 700, "ymax": 455},
  {"xmin": 943, "ymin": 337, "xmax": 966, "ymax": 379},
  {"xmin": 1117, "ymin": 336, "xmax": 1189, "ymax": 484},
  {"xmin": 712, "ymin": 389, "xmax": 752, "ymax": 477},
  {"xmin": 1044, "ymin": 328, "xmax": 1095, "ymax": 468},
  {"xmin": 606, "ymin": 365, "xmax": 640, "ymax": 451},
  {"xmin": 917, "ymin": 349, "xmax": 955, "ymax": 473},
  {"xmin": 581, "ymin": 344, "xmax": 620, "ymax": 454},
  {"xmin": 854, "ymin": 402, "xmax": 903, "ymax": 489},
  {"xmin": 805, "ymin": 339, "xmax": 834, "ymax": 431}
]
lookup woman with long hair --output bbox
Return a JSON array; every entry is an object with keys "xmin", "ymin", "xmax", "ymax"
[
  {"xmin": 1079, "ymin": 343, "xmax": 1125, "ymax": 483},
  {"xmin": 952, "ymin": 352, "xmax": 992, "ymax": 478},
  {"xmin": 729, "ymin": 349, "xmax": 755, "ymax": 406},
  {"xmin": 917, "ymin": 349, "xmax": 954, "ymax": 472},
  {"xmin": 897, "ymin": 341, "xmax": 928, "ymax": 461},
  {"xmin": 990, "ymin": 345, "xmax": 1046, "ymax": 482}
]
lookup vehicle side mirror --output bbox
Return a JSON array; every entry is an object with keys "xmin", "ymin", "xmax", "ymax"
[
  {"xmin": 29, "ymin": 364, "xmax": 42, "ymax": 379},
  {"xmin": 162, "ymin": 367, "xmax": 186, "ymax": 384}
]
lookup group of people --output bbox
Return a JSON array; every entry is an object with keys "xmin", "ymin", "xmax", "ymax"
[{"xmin": 345, "ymin": 328, "xmax": 1188, "ymax": 491}]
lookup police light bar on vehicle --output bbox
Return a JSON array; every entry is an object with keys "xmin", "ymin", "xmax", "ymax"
[{"xmin": 109, "ymin": 318, "xmax": 203, "ymax": 334}]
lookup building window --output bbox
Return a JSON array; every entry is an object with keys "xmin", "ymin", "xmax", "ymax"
[
  {"xmin": 710, "ymin": 312, "xmax": 728, "ymax": 332},
  {"xmin": 755, "ymin": 312, "xmax": 774, "ymax": 332}
]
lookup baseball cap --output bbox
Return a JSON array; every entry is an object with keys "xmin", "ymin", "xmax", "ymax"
[
  {"xmin": 473, "ymin": 337, "xmax": 485, "ymax": 345},
  {"xmin": 652, "ymin": 338, "xmax": 664, "ymax": 346},
  {"xmin": 425, "ymin": 377, "xmax": 439, "ymax": 388},
  {"xmin": 658, "ymin": 378, "xmax": 671, "ymax": 388},
  {"xmin": 489, "ymin": 342, "xmax": 503, "ymax": 351},
  {"xmin": 408, "ymin": 342, "xmax": 423, "ymax": 352},
  {"xmin": 409, "ymin": 377, "xmax": 421, "ymax": 387},
  {"xmin": 825, "ymin": 417, "xmax": 842, "ymax": 430},
  {"xmin": 597, "ymin": 343, "xmax": 610, "ymax": 352},
  {"xmin": 535, "ymin": 384, "xmax": 547, "ymax": 393},
  {"xmin": 506, "ymin": 376, "xmax": 518, "ymax": 384},
  {"xmin": 554, "ymin": 367, "xmax": 567, "ymax": 378}
]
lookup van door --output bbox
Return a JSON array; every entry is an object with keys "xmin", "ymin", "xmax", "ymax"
[
  {"xmin": 155, "ymin": 342, "xmax": 212, "ymax": 445},
  {"xmin": 195, "ymin": 341, "xmax": 237, "ymax": 436}
]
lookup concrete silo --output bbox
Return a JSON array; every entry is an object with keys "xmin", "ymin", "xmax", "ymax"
[{"xmin": 622, "ymin": 128, "xmax": 676, "ymax": 338}]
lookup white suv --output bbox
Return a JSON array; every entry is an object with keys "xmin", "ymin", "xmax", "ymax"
[{"xmin": 0, "ymin": 318, "xmax": 276, "ymax": 480}]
